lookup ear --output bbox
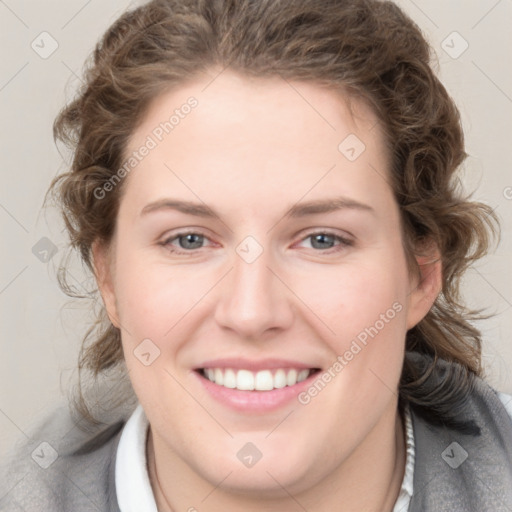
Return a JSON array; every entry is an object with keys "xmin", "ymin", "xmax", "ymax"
[
  {"xmin": 91, "ymin": 240, "xmax": 120, "ymax": 329},
  {"xmin": 405, "ymin": 242, "xmax": 442, "ymax": 330}
]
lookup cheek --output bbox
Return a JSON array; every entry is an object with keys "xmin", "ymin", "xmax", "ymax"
[
  {"xmin": 112, "ymin": 249, "xmax": 200, "ymax": 339},
  {"xmin": 301, "ymin": 256, "xmax": 409, "ymax": 344}
]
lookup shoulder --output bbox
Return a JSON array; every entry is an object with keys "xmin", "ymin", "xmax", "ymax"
[
  {"xmin": 407, "ymin": 352, "xmax": 512, "ymax": 511},
  {"xmin": 497, "ymin": 390, "xmax": 512, "ymax": 418},
  {"xmin": 408, "ymin": 350, "xmax": 512, "ymax": 418},
  {"xmin": 0, "ymin": 403, "xmax": 131, "ymax": 512}
]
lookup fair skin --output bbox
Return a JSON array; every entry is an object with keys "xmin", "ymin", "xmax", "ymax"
[{"xmin": 94, "ymin": 69, "xmax": 441, "ymax": 511}]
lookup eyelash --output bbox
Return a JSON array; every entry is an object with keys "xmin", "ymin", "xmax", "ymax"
[{"xmin": 159, "ymin": 230, "xmax": 354, "ymax": 256}]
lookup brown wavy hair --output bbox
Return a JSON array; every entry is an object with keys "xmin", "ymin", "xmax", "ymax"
[{"xmin": 50, "ymin": 0, "xmax": 498, "ymax": 431}]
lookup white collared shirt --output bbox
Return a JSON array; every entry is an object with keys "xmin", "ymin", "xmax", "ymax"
[{"xmin": 115, "ymin": 392, "xmax": 512, "ymax": 512}]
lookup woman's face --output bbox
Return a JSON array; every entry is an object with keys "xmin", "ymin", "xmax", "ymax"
[{"xmin": 96, "ymin": 70, "xmax": 438, "ymax": 496}]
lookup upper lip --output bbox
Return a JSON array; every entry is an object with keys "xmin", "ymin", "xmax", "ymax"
[{"xmin": 196, "ymin": 358, "xmax": 322, "ymax": 371}]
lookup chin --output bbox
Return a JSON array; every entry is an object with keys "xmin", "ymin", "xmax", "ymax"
[{"xmin": 191, "ymin": 443, "xmax": 321, "ymax": 497}]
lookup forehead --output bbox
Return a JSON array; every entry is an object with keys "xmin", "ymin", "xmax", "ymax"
[
  {"xmin": 131, "ymin": 70, "xmax": 384, "ymax": 153},
  {"xmin": 121, "ymin": 70, "xmax": 393, "ymax": 218}
]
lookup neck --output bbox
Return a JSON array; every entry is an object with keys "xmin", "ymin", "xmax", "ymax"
[{"xmin": 147, "ymin": 404, "xmax": 406, "ymax": 512}]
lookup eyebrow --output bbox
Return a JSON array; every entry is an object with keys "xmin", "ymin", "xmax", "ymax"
[{"xmin": 140, "ymin": 196, "xmax": 375, "ymax": 219}]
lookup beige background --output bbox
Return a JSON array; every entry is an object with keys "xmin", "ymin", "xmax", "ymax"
[{"xmin": 1, "ymin": 0, "xmax": 511, "ymax": 460}]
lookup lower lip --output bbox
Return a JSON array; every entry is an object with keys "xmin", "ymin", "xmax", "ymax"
[{"xmin": 193, "ymin": 370, "xmax": 319, "ymax": 413}]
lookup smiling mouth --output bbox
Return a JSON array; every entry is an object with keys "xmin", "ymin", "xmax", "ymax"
[{"xmin": 197, "ymin": 367, "xmax": 321, "ymax": 391}]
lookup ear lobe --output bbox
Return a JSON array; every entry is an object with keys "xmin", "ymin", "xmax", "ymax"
[
  {"xmin": 405, "ymin": 245, "xmax": 442, "ymax": 330},
  {"xmin": 91, "ymin": 240, "xmax": 120, "ymax": 329}
]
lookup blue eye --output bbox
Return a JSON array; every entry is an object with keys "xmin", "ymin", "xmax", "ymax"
[
  {"xmin": 299, "ymin": 232, "xmax": 353, "ymax": 252},
  {"xmin": 176, "ymin": 233, "xmax": 205, "ymax": 250},
  {"xmin": 308, "ymin": 233, "xmax": 337, "ymax": 250},
  {"xmin": 162, "ymin": 232, "xmax": 208, "ymax": 253}
]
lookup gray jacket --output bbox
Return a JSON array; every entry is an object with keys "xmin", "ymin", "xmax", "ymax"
[{"xmin": 1, "ymin": 354, "xmax": 512, "ymax": 511}]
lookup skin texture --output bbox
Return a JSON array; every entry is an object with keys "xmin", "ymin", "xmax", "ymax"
[{"xmin": 94, "ymin": 69, "xmax": 441, "ymax": 511}]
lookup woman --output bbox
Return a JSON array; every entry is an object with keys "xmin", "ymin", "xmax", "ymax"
[{"xmin": 1, "ymin": 0, "xmax": 511, "ymax": 510}]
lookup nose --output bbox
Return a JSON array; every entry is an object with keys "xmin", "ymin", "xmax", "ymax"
[{"xmin": 213, "ymin": 244, "xmax": 294, "ymax": 340}]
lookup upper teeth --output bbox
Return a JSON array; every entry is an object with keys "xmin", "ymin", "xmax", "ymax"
[{"xmin": 203, "ymin": 368, "xmax": 311, "ymax": 391}]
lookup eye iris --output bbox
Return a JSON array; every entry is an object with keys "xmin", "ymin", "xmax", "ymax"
[
  {"xmin": 311, "ymin": 233, "xmax": 335, "ymax": 249},
  {"xmin": 179, "ymin": 233, "xmax": 203, "ymax": 249}
]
